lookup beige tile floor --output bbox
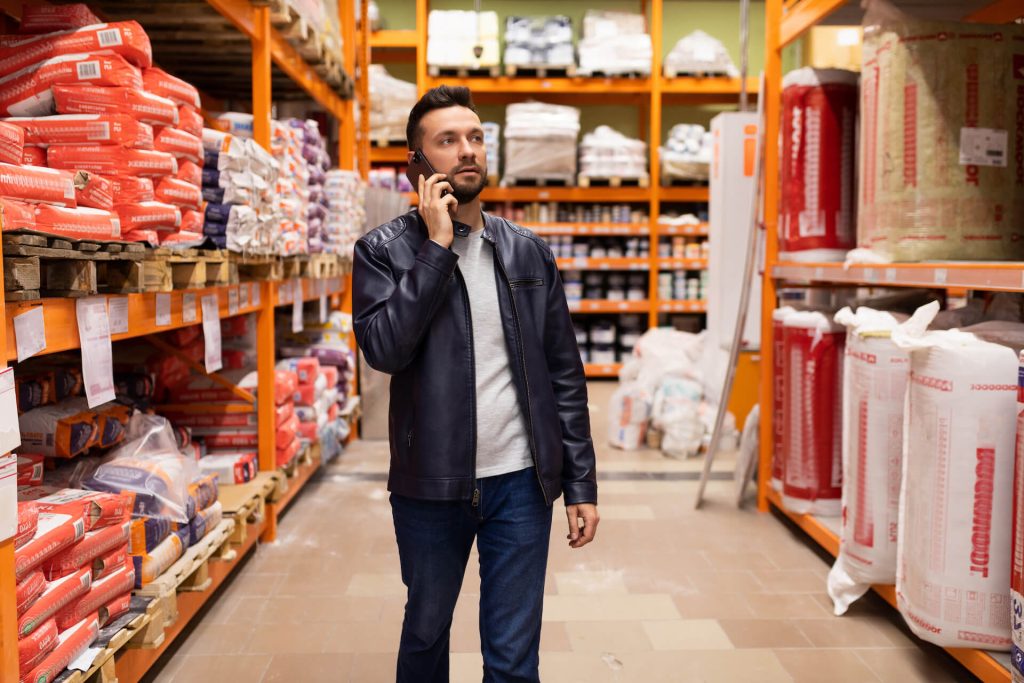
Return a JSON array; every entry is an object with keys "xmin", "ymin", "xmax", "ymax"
[{"xmin": 150, "ymin": 382, "xmax": 968, "ymax": 682}]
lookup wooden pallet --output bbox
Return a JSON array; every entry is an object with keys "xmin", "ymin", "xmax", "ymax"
[
  {"xmin": 303, "ymin": 253, "xmax": 343, "ymax": 279},
  {"xmin": 504, "ymin": 64, "xmax": 576, "ymax": 78},
  {"xmin": 500, "ymin": 175, "xmax": 575, "ymax": 188},
  {"xmin": 663, "ymin": 68, "xmax": 735, "ymax": 79},
  {"xmin": 577, "ymin": 174, "xmax": 650, "ymax": 188},
  {"xmin": 218, "ymin": 472, "xmax": 281, "ymax": 546},
  {"xmin": 126, "ymin": 590, "xmax": 172, "ymax": 650},
  {"xmin": 578, "ymin": 70, "xmax": 649, "ymax": 79},
  {"xmin": 3, "ymin": 232, "xmax": 146, "ymax": 301},
  {"xmin": 231, "ymin": 253, "xmax": 282, "ymax": 282},
  {"xmin": 60, "ymin": 597, "xmax": 155, "ymax": 683},
  {"xmin": 137, "ymin": 248, "xmax": 237, "ymax": 292},
  {"xmin": 428, "ymin": 64, "xmax": 501, "ymax": 78},
  {"xmin": 282, "ymin": 255, "xmax": 306, "ymax": 280}
]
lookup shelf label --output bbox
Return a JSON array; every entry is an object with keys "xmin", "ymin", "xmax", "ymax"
[
  {"xmin": 886, "ymin": 268, "xmax": 897, "ymax": 283},
  {"xmin": 107, "ymin": 298, "xmax": 128, "ymax": 335},
  {"xmin": 320, "ymin": 295, "xmax": 329, "ymax": 324},
  {"xmin": 252, "ymin": 283, "xmax": 261, "ymax": 307},
  {"xmin": 814, "ymin": 267, "xmax": 824, "ymax": 280},
  {"xmin": 201, "ymin": 294, "xmax": 222, "ymax": 373},
  {"xmin": 864, "ymin": 268, "xmax": 876, "ymax": 283},
  {"xmin": 934, "ymin": 268, "xmax": 948, "ymax": 285},
  {"xmin": 567, "ymin": 300, "xmax": 581, "ymax": 312},
  {"xmin": 14, "ymin": 306, "xmax": 46, "ymax": 362},
  {"xmin": 0, "ymin": 453, "xmax": 16, "ymax": 542},
  {"xmin": 228, "ymin": 287, "xmax": 239, "ymax": 316},
  {"xmin": 959, "ymin": 127, "xmax": 1007, "ymax": 167},
  {"xmin": 155, "ymin": 293, "xmax": 171, "ymax": 327},
  {"xmin": 0, "ymin": 370, "xmax": 21, "ymax": 455},
  {"xmin": 292, "ymin": 287, "xmax": 304, "ymax": 334},
  {"xmin": 76, "ymin": 297, "xmax": 115, "ymax": 407},
  {"xmin": 182, "ymin": 292, "xmax": 197, "ymax": 323},
  {"xmin": 239, "ymin": 283, "xmax": 249, "ymax": 309}
]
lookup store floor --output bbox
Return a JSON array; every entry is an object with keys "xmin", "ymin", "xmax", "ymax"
[{"xmin": 151, "ymin": 382, "xmax": 964, "ymax": 683}]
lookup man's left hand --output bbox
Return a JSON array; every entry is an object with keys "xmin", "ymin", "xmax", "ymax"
[{"xmin": 565, "ymin": 504, "xmax": 599, "ymax": 549}]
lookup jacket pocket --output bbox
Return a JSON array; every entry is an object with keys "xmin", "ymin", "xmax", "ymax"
[{"xmin": 509, "ymin": 278, "xmax": 544, "ymax": 289}]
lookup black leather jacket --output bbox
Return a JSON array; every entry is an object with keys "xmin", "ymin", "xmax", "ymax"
[{"xmin": 352, "ymin": 210, "xmax": 598, "ymax": 506}]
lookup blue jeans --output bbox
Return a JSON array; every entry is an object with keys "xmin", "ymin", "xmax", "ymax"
[{"xmin": 391, "ymin": 467, "xmax": 553, "ymax": 683}]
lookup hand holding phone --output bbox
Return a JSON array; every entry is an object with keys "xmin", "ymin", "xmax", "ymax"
[{"xmin": 409, "ymin": 149, "xmax": 470, "ymax": 244}]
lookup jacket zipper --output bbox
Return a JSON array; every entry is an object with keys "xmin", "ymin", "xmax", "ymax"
[
  {"xmin": 491, "ymin": 241, "xmax": 549, "ymax": 506},
  {"xmin": 454, "ymin": 267, "xmax": 480, "ymax": 508}
]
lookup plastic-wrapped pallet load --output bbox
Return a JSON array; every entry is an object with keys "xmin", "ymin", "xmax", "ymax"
[
  {"xmin": 660, "ymin": 124, "xmax": 712, "ymax": 182},
  {"xmin": 368, "ymin": 65, "xmax": 416, "ymax": 144},
  {"xmin": 780, "ymin": 68, "xmax": 858, "ymax": 261},
  {"xmin": 324, "ymin": 169, "xmax": 367, "ymax": 259},
  {"xmin": 503, "ymin": 102, "xmax": 579, "ymax": 185},
  {"xmin": 826, "ymin": 303, "xmax": 937, "ymax": 615},
  {"xmin": 580, "ymin": 126, "xmax": 647, "ymax": 182},
  {"xmin": 887, "ymin": 322, "xmax": 1022, "ymax": 650},
  {"xmin": 663, "ymin": 30, "xmax": 738, "ymax": 77},
  {"xmin": 577, "ymin": 10, "xmax": 651, "ymax": 76},
  {"xmin": 781, "ymin": 311, "xmax": 845, "ymax": 516},
  {"xmin": 426, "ymin": 10, "xmax": 499, "ymax": 70},
  {"xmin": 503, "ymin": 16, "xmax": 574, "ymax": 71},
  {"xmin": 858, "ymin": 6, "xmax": 1024, "ymax": 261}
]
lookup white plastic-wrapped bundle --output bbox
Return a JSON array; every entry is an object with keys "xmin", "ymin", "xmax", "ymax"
[
  {"xmin": 1012, "ymin": 350, "xmax": 1024, "ymax": 680},
  {"xmin": 663, "ymin": 30, "xmax": 738, "ymax": 77},
  {"xmin": 324, "ymin": 169, "xmax": 366, "ymax": 259},
  {"xmin": 891, "ymin": 324, "xmax": 1021, "ymax": 651},
  {"xmin": 579, "ymin": 126, "xmax": 647, "ymax": 180},
  {"xmin": 503, "ymin": 102, "xmax": 579, "ymax": 183},
  {"xmin": 426, "ymin": 10, "xmax": 499, "ymax": 68},
  {"xmin": 503, "ymin": 16, "xmax": 574, "ymax": 68},
  {"xmin": 660, "ymin": 123, "xmax": 712, "ymax": 182},
  {"xmin": 578, "ymin": 10, "xmax": 651, "ymax": 76},
  {"xmin": 858, "ymin": 9, "xmax": 1024, "ymax": 261},
  {"xmin": 826, "ymin": 302, "xmax": 937, "ymax": 616},
  {"xmin": 368, "ymin": 65, "xmax": 416, "ymax": 144},
  {"xmin": 482, "ymin": 122, "xmax": 500, "ymax": 180}
]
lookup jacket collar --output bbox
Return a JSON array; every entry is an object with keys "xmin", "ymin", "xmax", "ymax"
[{"xmin": 409, "ymin": 208, "xmax": 503, "ymax": 245}]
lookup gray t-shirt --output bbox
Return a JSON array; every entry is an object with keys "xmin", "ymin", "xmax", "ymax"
[{"xmin": 450, "ymin": 230, "xmax": 534, "ymax": 479}]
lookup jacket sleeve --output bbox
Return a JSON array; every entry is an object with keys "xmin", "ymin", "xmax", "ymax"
[
  {"xmin": 540, "ymin": 246, "xmax": 598, "ymax": 505},
  {"xmin": 353, "ymin": 234, "xmax": 458, "ymax": 375}
]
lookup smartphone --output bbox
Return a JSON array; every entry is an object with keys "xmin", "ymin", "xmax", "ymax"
[{"xmin": 406, "ymin": 149, "xmax": 470, "ymax": 237}]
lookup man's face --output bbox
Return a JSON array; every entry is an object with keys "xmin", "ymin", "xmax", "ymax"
[{"xmin": 416, "ymin": 106, "xmax": 488, "ymax": 204}]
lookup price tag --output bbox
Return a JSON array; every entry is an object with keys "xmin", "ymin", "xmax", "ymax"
[
  {"xmin": 0, "ymin": 453, "xmax": 16, "ymax": 542},
  {"xmin": 252, "ymin": 283, "xmax": 261, "ymax": 307},
  {"xmin": 959, "ymin": 127, "xmax": 1008, "ymax": 167},
  {"xmin": 886, "ymin": 268, "xmax": 897, "ymax": 283},
  {"xmin": 14, "ymin": 307, "xmax": 46, "ymax": 362},
  {"xmin": 573, "ymin": 257, "xmax": 588, "ymax": 269},
  {"xmin": 814, "ymin": 267, "xmax": 824, "ymax": 280},
  {"xmin": 155, "ymin": 293, "xmax": 171, "ymax": 327},
  {"xmin": 239, "ymin": 283, "xmax": 249, "ymax": 309},
  {"xmin": 182, "ymin": 292, "xmax": 197, "ymax": 323},
  {"xmin": 567, "ymin": 300, "xmax": 581, "ymax": 312},
  {"xmin": 201, "ymin": 294, "xmax": 222, "ymax": 373},
  {"xmin": 76, "ymin": 297, "xmax": 115, "ymax": 407},
  {"xmin": 228, "ymin": 287, "xmax": 239, "ymax": 315},
  {"xmin": 107, "ymin": 297, "xmax": 128, "ymax": 334},
  {"xmin": 292, "ymin": 291, "xmax": 304, "ymax": 333},
  {"xmin": 320, "ymin": 295, "xmax": 329, "ymax": 323},
  {"xmin": 934, "ymin": 268, "xmax": 948, "ymax": 285},
  {"xmin": 0, "ymin": 370, "xmax": 21, "ymax": 454},
  {"xmin": 864, "ymin": 268, "xmax": 876, "ymax": 283}
]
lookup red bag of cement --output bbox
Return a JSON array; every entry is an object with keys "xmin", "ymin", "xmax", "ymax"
[
  {"xmin": 115, "ymin": 201, "xmax": 180, "ymax": 232},
  {"xmin": 219, "ymin": 315, "xmax": 253, "ymax": 338},
  {"xmin": 53, "ymin": 85, "xmax": 178, "ymax": 127},
  {"xmin": 167, "ymin": 412, "xmax": 259, "ymax": 430},
  {"xmin": 20, "ymin": 488, "xmax": 131, "ymax": 532},
  {"xmin": 328, "ymin": 403, "xmax": 339, "ymax": 421},
  {"xmin": 17, "ymin": 501, "xmax": 40, "ymax": 550},
  {"xmin": 0, "ymin": 21, "xmax": 153, "ymax": 73},
  {"xmin": 4, "ymin": 114, "xmax": 153, "ymax": 148},
  {"xmin": 73, "ymin": 169, "xmax": 113, "ymax": 210},
  {"xmin": 47, "ymin": 144, "xmax": 177, "ymax": 177},
  {"xmin": 293, "ymin": 381, "xmax": 321, "ymax": 407},
  {"xmin": 16, "ymin": 570, "xmax": 46, "ymax": 616},
  {"xmin": 0, "ymin": 119, "xmax": 24, "ymax": 162},
  {"xmin": 33, "ymin": 204, "xmax": 121, "ymax": 240},
  {"xmin": 99, "ymin": 591, "xmax": 130, "ymax": 626},
  {"xmin": 1, "ymin": 197, "xmax": 36, "ymax": 230},
  {"xmin": 15, "ymin": 512, "xmax": 87, "ymax": 581},
  {"xmin": 108, "ymin": 174, "xmax": 153, "ymax": 202},
  {"xmin": 92, "ymin": 545, "xmax": 127, "ymax": 580},
  {"xmin": 17, "ymin": 566, "xmax": 90, "ymax": 636},
  {"xmin": 143, "ymin": 67, "xmax": 200, "ymax": 109},
  {"xmin": 178, "ymin": 105, "xmax": 203, "ymax": 137},
  {"xmin": 18, "ymin": 454, "xmax": 46, "ymax": 487},
  {"xmin": 21, "ymin": 145, "xmax": 45, "ymax": 165},
  {"xmin": 18, "ymin": 4, "xmax": 100, "ymax": 34},
  {"xmin": 133, "ymin": 528, "xmax": 185, "ymax": 587},
  {"xmin": 277, "ymin": 437, "xmax": 301, "ymax": 468},
  {"xmin": 277, "ymin": 414, "xmax": 299, "ymax": 448},
  {"xmin": 297, "ymin": 421, "xmax": 317, "ymax": 442},
  {"xmin": 18, "ymin": 616, "xmax": 57, "ymax": 671},
  {"xmin": 40, "ymin": 521, "xmax": 130, "ymax": 581},
  {"xmin": 175, "ymin": 159, "xmax": 201, "ymax": 185},
  {"xmin": 0, "ymin": 53, "xmax": 143, "ymax": 117},
  {"xmin": 276, "ymin": 357, "xmax": 320, "ymax": 386},
  {"xmin": 153, "ymin": 126, "xmax": 202, "ymax": 164},
  {"xmin": 198, "ymin": 453, "xmax": 255, "ymax": 484},
  {"xmin": 21, "ymin": 612, "xmax": 99, "ymax": 683},
  {"xmin": 321, "ymin": 365, "xmax": 339, "ymax": 388},
  {"xmin": 154, "ymin": 176, "xmax": 200, "ymax": 210},
  {"xmin": 0, "ymin": 163, "xmax": 74, "ymax": 206},
  {"xmin": 159, "ymin": 229, "xmax": 204, "ymax": 247},
  {"xmin": 221, "ymin": 348, "xmax": 255, "ymax": 370},
  {"xmin": 55, "ymin": 563, "xmax": 133, "ymax": 631},
  {"xmin": 180, "ymin": 209, "xmax": 203, "ymax": 232},
  {"xmin": 120, "ymin": 227, "xmax": 158, "ymax": 245}
]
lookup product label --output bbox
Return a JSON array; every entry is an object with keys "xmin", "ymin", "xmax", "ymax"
[{"xmin": 960, "ymin": 127, "xmax": 1008, "ymax": 167}]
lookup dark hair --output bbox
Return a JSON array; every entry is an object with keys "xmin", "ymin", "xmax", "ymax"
[{"xmin": 406, "ymin": 85, "xmax": 477, "ymax": 150}]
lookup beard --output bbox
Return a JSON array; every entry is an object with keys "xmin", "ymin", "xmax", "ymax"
[{"xmin": 449, "ymin": 166, "xmax": 487, "ymax": 203}]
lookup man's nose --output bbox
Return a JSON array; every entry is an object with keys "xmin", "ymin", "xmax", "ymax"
[{"xmin": 458, "ymin": 138, "xmax": 476, "ymax": 159}]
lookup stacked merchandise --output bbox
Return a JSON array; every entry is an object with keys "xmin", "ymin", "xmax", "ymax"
[
  {"xmin": 575, "ymin": 315, "xmax": 644, "ymax": 365},
  {"xmin": 545, "ymin": 235, "xmax": 650, "ymax": 260},
  {"xmin": 270, "ymin": 119, "xmax": 311, "ymax": 257},
  {"xmin": 324, "ymin": 169, "xmax": 367, "ymax": 260},
  {"xmin": 858, "ymin": 13, "xmax": 1024, "ymax": 261},
  {"xmin": 368, "ymin": 65, "xmax": 416, "ymax": 144},
  {"xmin": 577, "ymin": 11, "xmax": 651, "ymax": 77},
  {"xmin": 579, "ymin": 126, "xmax": 647, "ymax": 182},
  {"xmin": 503, "ymin": 102, "xmax": 579, "ymax": 185},
  {"xmin": 288, "ymin": 119, "xmax": 333, "ymax": 254},
  {"xmin": 490, "ymin": 202, "xmax": 647, "ymax": 225},
  {"xmin": 503, "ymin": 16, "xmax": 574, "ymax": 71},
  {"xmin": 482, "ymin": 122, "xmax": 500, "ymax": 181},
  {"xmin": 663, "ymin": 30, "xmax": 739, "ymax": 77},
  {"xmin": 660, "ymin": 124, "xmax": 712, "ymax": 182},
  {"xmin": 561, "ymin": 270, "xmax": 647, "ymax": 305},
  {"xmin": 426, "ymin": 10, "xmax": 499, "ymax": 71}
]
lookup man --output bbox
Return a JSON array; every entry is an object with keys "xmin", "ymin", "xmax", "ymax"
[{"xmin": 352, "ymin": 85, "xmax": 599, "ymax": 683}]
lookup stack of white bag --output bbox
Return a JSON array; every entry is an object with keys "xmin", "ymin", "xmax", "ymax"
[
  {"xmin": 323, "ymin": 170, "xmax": 367, "ymax": 260},
  {"xmin": 287, "ymin": 119, "xmax": 333, "ymax": 254},
  {"xmin": 503, "ymin": 102, "xmax": 579, "ymax": 184},
  {"xmin": 578, "ymin": 11, "xmax": 651, "ymax": 76},
  {"xmin": 660, "ymin": 123, "xmax": 712, "ymax": 182},
  {"xmin": 368, "ymin": 65, "xmax": 416, "ymax": 144},
  {"xmin": 579, "ymin": 126, "xmax": 647, "ymax": 181},
  {"xmin": 270, "ymin": 120, "xmax": 311, "ymax": 256},
  {"xmin": 426, "ymin": 10, "xmax": 499, "ymax": 69},
  {"xmin": 503, "ymin": 16, "xmax": 574, "ymax": 69},
  {"xmin": 888, "ymin": 318, "xmax": 1023, "ymax": 651},
  {"xmin": 826, "ymin": 302, "xmax": 936, "ymax": 616},
  {"xmin": 663, "ymin": 30, "xmax": 738, "ymax": 77}
]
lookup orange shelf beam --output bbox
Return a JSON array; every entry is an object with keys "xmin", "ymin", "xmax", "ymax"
[
  {"xmin": 964, "ymin": 0, "xmax": 1024, "ymax": 22},
  {"xmin": 658, "ymin": 222, "xmax": 709, "ymax": 236},
  {"xmin": 584, "ymin": 363, "xmax": 623, "ymax": 378},
  {"xmin": 658, "ymin": 258, "xmax": 708, "ymax": 270},
  {"xmin": 772, "ymin": 261, "xmax": 1024, "ymax": 293},
  {"xmin": 482, "ymin": 187, "xmax": 650, "ymax": 203},
  {"xmin": 423, "ymin": 75, "xmax": 652, "ymax": 95},
  {"xmin": 556, "ymin": 257, "xmax": 649, "ymax": 271},
  {"xmin": 660, "ymin": 187, "xmax": 710, "ymax": 202},
  {"xmin": 657, "ymin": 300, "xmax": 707, "ymax": 313},
  {"xmin": 779, "ymin": 0, "xmax": 848, "ymax": 47},
  {"xmin": 660, "ymin": 76, "xmax": 760, "ymax": 104},
  {"xmin": 525, "ymin": 223, "xmax": 650, "ymax": 236},
  {"xmin": 370, "ymin": 29, "xmax": 418, "ymax": 48},
  {"xmin": 566, "ymin": 299, "xmax": 650, "ymax": 314},
  {"xmin": 370, "ymin": 146, "xmax": 410, "ymax": 163}
]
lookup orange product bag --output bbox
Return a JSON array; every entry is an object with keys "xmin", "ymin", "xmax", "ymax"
[
  {"xmin": 15, "ymin": 512, "xmax": 87, "ymax": 582},
  {"xmin": 99, "ymin": 591, "xmax": 130, "ymax": 626},
  {"xmin": 17, "ymin": 566, "xmax": 90, "ymax": 637},
  {"xmin": 21, "ymin": 145, "xmax": 45, "ymax": 165},
  {"xmin": 18, "ymin": 616, "xmax": 57, "ymax": 671},
  {"xmin": 115, "ymin": 201, "xmax": 180, "ymax": 232},
  {"xmin": 0, "ymin": 21, "xmax": 152, "ymax": 73},
  {"xmin": 33, "ymin": 204, "xmax": 121, "ymax": 240},
  {"xmin": 17, "ymin": 453, "xmax": 46, "ymax": 487},
  {"xmin": 153, "ymin": 126, "xmax": 202, "ymax": 164},
  {"xmin": 108, "ymin": 174, "xmax": 153, "ymax": 203},
  {"xmin": 277, "ymin": 437, "xmax": 300, "ymax": 468},
  {"xmin": 142, "ymin": 67, "xmax": 200, "ymax": 108},
  {"xmin": 0, "ymin": 53, "xmax": 143, "ymax": 117},
  {"xmin": 0, "ymin": 119, "xmax": 24, "ymax": 163},
  {"xmin": 52, "ymin": 84, "xmax": 178, "ymax": 126},
  {"xmin": 159, "ymin": 229, "xmax": 203, "ymax": 247},
  {"xmin": 17, "ymin": 501, "xmax": 40, "ymax": 550},
  {"xmin": 154, "ymin": 176, "xmax": 200, "ymax": 210},
  {"xmin": 175, "ymin": 159, "xmax": 201, "ymax": 186},
  {"xmin": 3, "ymin": 113, "xmax": 153, "ymax": 148},
  {"xmin": 92, "ymin": 545, "xmax": 127, "ymax": 580},
  {"xmin": 73, "ymin": 169, "xmax": 113, "ymax": 210},
  {"xmin": 16, "ymin": 570, "xmax": 46, "ymax": 617},
  {"xmin": 120, "ymin": 227, "xmax": 158, "ymax": 246},
  {"xmin": 47, "ymin": 144, "xmax": 177, "ymax": 177},
  {"xmin": 18, "ymin": 4, "xmax": 100, "ymax": 34},
  {"xmin": 39, "ymin": 522, "xmax": 129, "ymax": 581},
  {"xmin": 1, "ymin": 197, "xmax": 36, "ymax": 230},
  {"xmin": 178, "ymin": 105, "xmax": 203, "ymax": 137},
  {"xmin": 55, "ymin": 563, "xmax": 133, "ymax": 631},
  {"xmin": 20, "ymin": 612, "xmax": 99, "ymax": 683},
  {"xmin": 0, "ymin": 163, "xmax": 74, "ymax": 206},
  {"xmin": 20, "ymin": 488, "xmax": 132, "ymax": 532},
  {"xmin": 277, "ymin": 413, "xmax": 300, "ymax": 449},
  {"xmin": 179, "ymin": 208, "xmax": 203, "ymax": 232}
]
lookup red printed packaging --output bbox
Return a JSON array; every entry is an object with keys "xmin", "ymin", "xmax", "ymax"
[
  {"xmin": 47, "ymin": 144, "xmax": 177, "ymax": 178},
  {"xmin": 115, "ymin": 201, "xmax": 180, "ymax": 232},
  {"xmin": 16, "ymin": 570, "xmax": 46, "ymax": 617},
  {"xmin": 108, "ymin": 175, "xmax": 153, "ymax": 203},
  {"xmin": 0, "ymin": 163, "xmax": 75, "ymax": 206},
  {"xmin": 0, "ymin": 53, "xmax": 143, "ymax": 117},
  {"xmin": 0, "ymin": 21, "xmax": 153, "ymax": 73},
  {"xmin": 73, "ymin": 170, "xmax": 114, "ymax": 210},
  {"xmin": 39, "ymin": 522, "xmax": 130, "ymax": 581},
  {"xmin": 52, "ymin": 85, "xmax": 179, "ymax": 127},
  {"xmin": 175, "ymin": 159, "xmax": 201, "ymax": 185},
  {"xmin": 17, "ymin": 566, "xmax": 91, "ymax": 637},
  {"xmin": 92, "ymin": 545, "xmax": 128, "ymax": 581},
  {"xmin": 33, "ymin": 204, "xmax": 121, "ymax": 240},
  {"xmin": 180, "ymin": 209, "xmax": 203, "ymax": 232},
  {"xmin": 153, "ymin": 126, "xmax": 202, "ymax": 164},
  {"xmin": 198, "ymin": 452, "xmax": 256, "ymax": 485},
  {"xmin": 154, "ymin": 176, "xmax": 201, "ymax": 210},
  {"xmin": 1, "ymin": 198, "xmax": 36, "ymax": 231},
  {"xmin": 21, "ymin": 145, "xmax": 45, "ymax": 165},
  {"xmin": 16, "ymin": 502, "xmax": 40, "ymax": 550},
  {"xmin": 277, "ymin": 437, "xmax": 300, "ymax": 467},
  {"xmin": 15, "ymin": 512, "xmax": 87, "ymax": 581},
  {"xmin": 18, "ymin": 616, "xmax": 57, "ymax": 671},
  {"xmin": 178, "ymin": 105, "xmax": 203, "ymax": 137},
  {"xmin": 20, "ymin": 488, "xmax": 132, "ymax": 532},
  {"xmin": 3, "ymin": 114, "xmax": 153, "ymax": 149},
  {"xmin": 17, "ymin": 454, "xmax": 46, "ymax": 487},
  {"xmin": 0, "ymin": 119, "xmax": 24, "ymax": 163},
  {"xmin": 20, "ymin": 612, "xmax": 99, "ymax": 683},
  {"xmin": 142, "ymin": 67, "xmax": 200, "ymax": 108},
  {"xmin": 99, "ymin": 591, "xmax": 131, "ymax": 626},
  {"xmin": 18, "ymin": 4, "xmax": 101, "ymax": 34},
  {"xmin": 297, "ymin": 421, "xmax": 318, "ymax": 442},
  {"xmin": 55, "ymin": 563, "xmax": 134, "ymax": 631}
]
